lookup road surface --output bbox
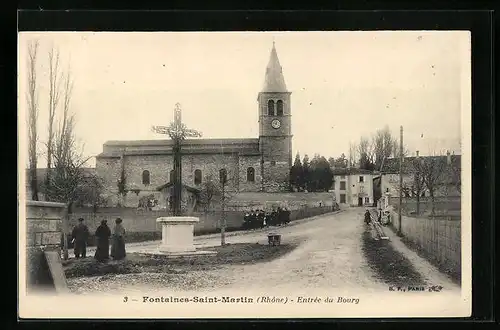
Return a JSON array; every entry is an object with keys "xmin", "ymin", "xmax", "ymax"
[{"xmin": 67, "ymin": 208, "xmax": 460, "ymax": 295}]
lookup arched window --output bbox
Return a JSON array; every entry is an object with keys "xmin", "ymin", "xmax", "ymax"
[
  {"xmin": 247, "ymin": 167, "xmax": 255, "ymax": 182},
  {"xmin": 169, "ymin": 170, "xmax": 175, "ymax": 183},
  {"xmin": 276, "ymin": 100, "xmax": 284, "ymax": 116},
  {"xmin": 142, "ymin": 170, "xmax": 150, "ymax": 185},
  {"xmin": 194, "ymin": 169, "xmax": 202, "ymax": 185},
  {"xmin": 267, "ymin": 100, "xmax": 275, "ymax": 116},
  {"xmin": 219, "ymin": 168, "xmax": 227, "ymax": 184}
]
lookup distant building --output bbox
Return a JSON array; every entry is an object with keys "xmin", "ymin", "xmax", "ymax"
[
  {"xmin": 380, "ymin": 151, "xmax": 461, "ymax": 198},
  {"xmin": 331, "ymin": 168, "xmax": 375, "ymax": 207},
  {"xmin": 24, "ymin": 167, "xmax": 97, "ymax": 202}
]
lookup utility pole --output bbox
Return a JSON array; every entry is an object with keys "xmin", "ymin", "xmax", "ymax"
[{"xmin": 398, "ymin": 125, "xmax": 403, "ymax": 235}]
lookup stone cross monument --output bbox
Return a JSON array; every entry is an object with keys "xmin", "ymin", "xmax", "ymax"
[{"xmin": 152, "ymin": 103, "xmax": 202, "ymax": 216}]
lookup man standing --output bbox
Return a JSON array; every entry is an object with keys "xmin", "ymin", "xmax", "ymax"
[{"xmin": 71, "ymin": 218, "xmax": 89, "ymax": 259}]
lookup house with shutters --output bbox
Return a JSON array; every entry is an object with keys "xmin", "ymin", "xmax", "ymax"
[{"xmin": 331, "ymin": 168, "xmax": 375, "ymax": 207}]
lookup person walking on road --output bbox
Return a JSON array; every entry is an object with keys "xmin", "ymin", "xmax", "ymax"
[{"xmin": 364, "ymin": 209, "xmax": 372, "ymax": 225}]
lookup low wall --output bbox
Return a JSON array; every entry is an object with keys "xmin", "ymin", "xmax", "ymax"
[
  {"xmin": 65, "ymin": 205, "xmax": 333, "ymax": 246},
  {"xmin": 389, "ymin": 210, "xmax": 461, "ymax": 281},
  {"xmin": 25, "ymin": 201, "xmax": 66, "ymax": 291}
]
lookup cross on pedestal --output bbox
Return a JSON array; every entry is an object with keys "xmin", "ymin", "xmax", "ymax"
[{"xmin": 152, "ymin": 103, "xmax": 202, "ymax": 216}]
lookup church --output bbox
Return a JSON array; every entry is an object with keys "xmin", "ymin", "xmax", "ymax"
[{"xmin": 96, "ymin": 42, "xmax": 293, "ymax": 208}]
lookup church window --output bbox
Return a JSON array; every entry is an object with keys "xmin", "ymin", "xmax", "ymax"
[
  {"xmin": 194, "ymin": 169, "xmax": 202, "ymax": 185},
  {"xmin": 267, "ymin": 100, "xmax": 275, "ymax": 116},
  {"xmin": 142, "ymin": 170, "xmax": 150, "ymax": 185},
  {"xmin": 247, "ymin": 167, "xmax": 255, "ymax": 182},
  {"xmin": 276, "ymin": 100, "xmax": 284, "ymax": 116},
  {"xmin": 219, "ymin": 169, "xmax": 227, "ymax": 184},
  {"xmin": 169, "ymin": 170, "xmax": 175, "ymax": 183}
]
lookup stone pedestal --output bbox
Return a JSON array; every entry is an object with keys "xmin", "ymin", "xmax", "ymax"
[
  {"xmin": 156, "ymin": 216, "xmax": 199, "ymax": 253},
  {"xmin": 26, "ymin": 201, "xmax": 69, "ymax": 294}
]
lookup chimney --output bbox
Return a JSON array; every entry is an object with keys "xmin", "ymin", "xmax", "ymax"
[
  {"xmin": 416, "ymin": 150, "xmax": 419, "ymax": 157},
  {"xmin": 446, "ymin": 150, "xmax": 451, "ymax": 165}
]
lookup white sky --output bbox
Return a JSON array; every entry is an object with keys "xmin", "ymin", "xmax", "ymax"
[{"xmin": 18, "ymin": 31, "xmax": 470, "ymax": 168}]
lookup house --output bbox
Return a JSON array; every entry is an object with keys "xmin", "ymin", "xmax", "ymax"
[
  {"xmin": 156, "ymin": 182, "xmax": 201, "ymax": 213},
  {"xmin": 331, "ymin": 168, "xmax": 375, "ymax": 207},
  {"xmin": 380, "ymin": 151, "xmax": 461, "ymax": 198},
  {"xmin": 24, "ymin": 167, "xmax": 97, "ymax": 202}
]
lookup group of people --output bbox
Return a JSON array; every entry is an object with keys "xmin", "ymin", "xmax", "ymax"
[
  {"xmin": 70, "ymin": 217, "xmax": 127, "ymax": 262},
  {"xmin": 242, "ymin": 207, "xmax": 291, "ymax": 230}
]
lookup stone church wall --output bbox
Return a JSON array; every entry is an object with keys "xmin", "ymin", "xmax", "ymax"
[
  {"xmin": 238, "ymin": 155, "xmax": 262, "ymax": 192},
  {"xmin": 97, "ymin": 152, "xmax": 265, "ymax": 206}
]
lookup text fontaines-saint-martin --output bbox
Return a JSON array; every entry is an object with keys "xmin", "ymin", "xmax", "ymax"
[{"xmin": 142, "ymin": 296, "xmax": 254, "ymax": 303}]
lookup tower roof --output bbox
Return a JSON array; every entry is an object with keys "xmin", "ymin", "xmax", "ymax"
[{"xmin": 261, "ymin": 41, "xmax": 288, "ymax": 93}]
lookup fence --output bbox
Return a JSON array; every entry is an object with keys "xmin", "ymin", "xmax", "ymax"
[
  {"xmin": 389, "ymin": 212, "xmax": 461, "ymax": 281},
  {"xmin": 65, "ymin": 205, "xmax": 334, "ymax": 247}
]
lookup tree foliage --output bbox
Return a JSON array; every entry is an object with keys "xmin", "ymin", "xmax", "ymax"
[{"xmin": 289, "ymin": 153, "xmax": 334, "ymax": 192}]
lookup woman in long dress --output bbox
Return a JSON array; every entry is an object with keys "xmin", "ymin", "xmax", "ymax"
[
  {"xmin": 94, "ymin": 220, "xmax": 111, "ymax": 262},
  {"xmin": 111, "ymin": 218, "xmax": 126, "ymax": 260}
]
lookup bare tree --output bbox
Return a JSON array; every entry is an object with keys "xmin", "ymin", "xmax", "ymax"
[
  {"xmin": 392, "ymin": 140, "xmax": 410, "ymax": 159},
  {"xmin": 409, "ymin": 158, "xmax": 426, "ymax": 215},
  {"xmin": 198, "ymin": 175, "xmax": 219, "ymax": 214},
  {"xmin": 348, "ymin": 142, "xmax": 357, "ymax": 168},
  {"xmin": 46, "ymin": 46, "xmax": 62, "ymax": 177},
  {"xmin": 357, "ymin": 136, "xmax": 374, "ymax": 170},
  {"xmin": 26, "ymin": 40, "xmax": 40, "ymax": 201},
  {"xmin": 420, "ymin": 153, "xmax": 447, "ymax": 215},
  {"xmin": 372, "ymin": 126, "xmax": 396, "ymax": 171}
]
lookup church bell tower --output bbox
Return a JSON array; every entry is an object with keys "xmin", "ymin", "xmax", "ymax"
[{"xmin": 258, "ymin": 41, "xmax": 292, "ymax": 192}]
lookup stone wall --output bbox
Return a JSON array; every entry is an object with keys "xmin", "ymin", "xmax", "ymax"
[
  {"xmin": 25, "ymin": 201, "xmax": 66, "ymax": 291},
  {"xmin": 96, "ymin": 152, "xmax": 267, "ymax": 206},
  {"xmin": 26, "ymin": 201, "xmax": 65, "ymax": 248},
  {"xmin": 238, "ymin": 155, "xmax": 262, "ymax": 192},
  {"xmin": 66, "ymin": 204, "xmax": 334, "ymax": 246}
]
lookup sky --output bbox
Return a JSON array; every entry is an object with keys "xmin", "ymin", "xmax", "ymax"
[{"xmin": 18, "ymin": 31, "xmax": 470, "ymax": 168}]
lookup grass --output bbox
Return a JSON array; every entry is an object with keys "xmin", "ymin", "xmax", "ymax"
[
  {"xmin": 362, "ymin": 227, "xmax": 426, "ymax": 287},
  {"xmin": 63, "ymin": 242, "xmax": 298, "ymax": 279}
]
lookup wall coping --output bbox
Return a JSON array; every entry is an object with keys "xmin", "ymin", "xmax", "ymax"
[
  {"xmin": 157, "ymin": 216, "xmax": 200, "ymax": 224},
  {"xmin": 26, "ymin": 201, "xmax": 66, "ymax": 208}
]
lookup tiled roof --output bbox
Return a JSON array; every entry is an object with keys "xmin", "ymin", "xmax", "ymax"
[
  {"xmin": 96, "ymin": 148, "xmax": 261, "ymax": 159},
  {"xmin": 156, "ymin": 182, "xmax": 201, "ymax": 193},
  {"xmin": 103, "ymin": 138, "xmax": 259, "ymax": 147},
  {"xmin": 24, "ymin": 167, "xmax": 96, "ymax": 179},
  {"xmin": 332, "ymin": 168, "xmax": 374, "ymax": 176},
  {"xmin": 97, "ymin": 138, "xmax": 260, "ymax": 158},
  {"xmin": 381, "ymin": 155, "xmax": 461, "ymax": 174}
]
